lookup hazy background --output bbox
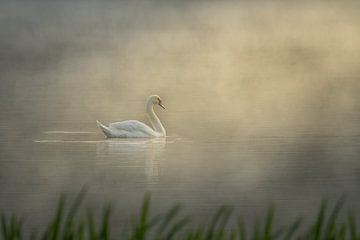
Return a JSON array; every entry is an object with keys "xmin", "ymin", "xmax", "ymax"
[
  {"xmin": 1, "ymin": 0, "xmax": 360, "ymax": 232},
  {"xmin": 1, "ymin": 0, "xmax": 359, "ymax": 138}
]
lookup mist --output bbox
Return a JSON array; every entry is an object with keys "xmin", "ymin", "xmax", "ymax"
[
  {"xmin": 1, "ymin": 0, "xmax": 360, "ymax": 138},
  {"xmin": 1, "ymin": 0, "xmax": 360, "ymax": 232}
]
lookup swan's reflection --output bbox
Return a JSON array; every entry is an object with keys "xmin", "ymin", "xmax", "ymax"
[{"xmin": 96, "ymin": 138, "xmax": 166, "ymax": 185}]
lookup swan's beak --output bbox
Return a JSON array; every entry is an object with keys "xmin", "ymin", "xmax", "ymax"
[{"xmin": 158, "ymin": 102, "xmax": 165, "ymax": 109}]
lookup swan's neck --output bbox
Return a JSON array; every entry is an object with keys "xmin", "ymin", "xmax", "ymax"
[{"xmin": 146, "ymin": 101, "xmax": 166, "ymax": 136}]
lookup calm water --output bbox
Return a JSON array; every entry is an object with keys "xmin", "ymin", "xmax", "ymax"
[
  {"xmin": 1, "ymin": 128, "xmax": 360, "ymax": 229},
  {"xmin": 1, "ymin": 0, "xmax": 360, "ymax": 232}
]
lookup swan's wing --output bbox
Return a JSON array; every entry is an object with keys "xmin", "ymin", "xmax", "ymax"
[{"xmin": 109, "ymin": 120, "xmax": 154, "ymax": 134}]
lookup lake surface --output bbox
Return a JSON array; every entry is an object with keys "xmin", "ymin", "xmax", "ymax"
[
  {"xmin": 1, "ymin": 128, "xmax": 360, "ymax": 230},
  {"xmin": 1, "ymin": 0, "xmax": 360, "ymax": 232}
]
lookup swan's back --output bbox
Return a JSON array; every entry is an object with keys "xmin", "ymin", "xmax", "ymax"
[
  {"xmin": 98, "ymin": 120, "xmax": 159, "ymax": 138},
  {"xmin": 109, "ymin": 120, "xmax": 150, "ymax": 132}
]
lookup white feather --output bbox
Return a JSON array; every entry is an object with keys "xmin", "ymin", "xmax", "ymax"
[{"xmin": 97, "ymin": 95, "xmax": 166, "ymax": 138}]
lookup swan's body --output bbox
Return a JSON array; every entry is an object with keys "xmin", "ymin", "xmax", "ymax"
[{"xmin": 97, "ymin": 95, "xmax": 166, "ymax": 138}]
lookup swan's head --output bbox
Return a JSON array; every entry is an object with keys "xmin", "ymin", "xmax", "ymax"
[{"xmin": 148, "ymin": 95, "xmax": 165, "ymax": 109}]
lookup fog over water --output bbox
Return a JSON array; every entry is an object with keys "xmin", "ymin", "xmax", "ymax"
[{"xmin": 0, "ymin": 0, "xmax": 360, "ymax": 231}]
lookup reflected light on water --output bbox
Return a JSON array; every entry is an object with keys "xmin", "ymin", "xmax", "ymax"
[{"xmin": 96, "ymin": 138, "xmax": 166, "ymax": 185}]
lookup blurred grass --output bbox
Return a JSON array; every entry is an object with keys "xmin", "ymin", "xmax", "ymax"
[{"xmin": 0, "ymin": 192, "xmax": 358, "ymax": 240}]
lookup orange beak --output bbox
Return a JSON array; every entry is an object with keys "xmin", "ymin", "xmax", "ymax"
[{"xmin": 158, "ymin": 102, "xmax": 165, "ymax": 109}]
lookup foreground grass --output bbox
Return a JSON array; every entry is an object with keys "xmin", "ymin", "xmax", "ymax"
[{"xmin": 1, "ymin": 191, "xmax": 359, "ymax": 240}]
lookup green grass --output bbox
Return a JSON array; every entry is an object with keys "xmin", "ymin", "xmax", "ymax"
[{"xmin": 0, "ymin": 192, "xmax": 359, "ymax": 240}]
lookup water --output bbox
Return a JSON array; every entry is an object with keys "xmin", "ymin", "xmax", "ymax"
[
  {"xmin": 1, "ymin": 0, "xmax": 360, "ymax": 232},
  {"xmin": 1, "ymin": 129, "xmax": 360, "ymax": 229}
]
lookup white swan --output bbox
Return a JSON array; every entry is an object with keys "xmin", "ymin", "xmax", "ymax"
[{"xmin": 97, "ymin": 95, "xmax": 166, "ymax": 138}]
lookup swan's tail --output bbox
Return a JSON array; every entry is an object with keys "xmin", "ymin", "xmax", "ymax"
[{"xmin": 96, "ymin": 120, "xmax": 113, "ymax": 138}]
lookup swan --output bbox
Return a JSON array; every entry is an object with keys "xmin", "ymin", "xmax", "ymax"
[{"xmin": 97, "ymin": 95, "xmax": 166, "ymax": 138}]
